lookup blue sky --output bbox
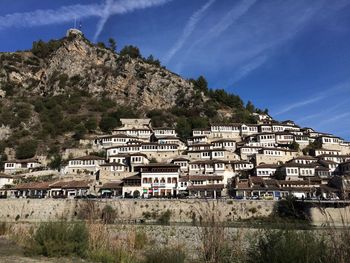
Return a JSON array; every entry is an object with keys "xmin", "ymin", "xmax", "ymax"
[{"xmin": 0, "ymin": 0, "xmax": 349, "ymax": 139}]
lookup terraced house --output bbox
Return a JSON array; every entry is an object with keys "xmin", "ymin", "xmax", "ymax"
[{"xmin": 1, "ymin": 118, "xmax": 350, "ymax": 201}]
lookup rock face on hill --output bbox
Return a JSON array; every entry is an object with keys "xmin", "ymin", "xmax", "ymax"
[
  {"xmin": 0, "ymin": 29, "xmax": 193, "ymax": 110},
  {"xmin": 0, "ymin": 29, "xmax": 260, "ymax": 156}
]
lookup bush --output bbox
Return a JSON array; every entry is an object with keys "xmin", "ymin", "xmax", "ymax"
[
  {"xmin": 120, "ymin": 45, "xmax": 141, "ymax": 59},
  {"xmin": 134, "ymin": 230, "xmax": 148, "ymax": 250},
  {"xmin": 31, "ymin": 39, "xmax": 63, "ymax": 58},
  {"xmin": 157, "ymin": 210, "xmax": 171, "ymax": 225},
  {"xmin": 101, "ymin": 205, "xmax": 116, "ymax": 224},
  {"xmin": 85, "ymin": 117, "xmax": 98, "ymax": 132},
  {"xmin": 0, "ymin": 222, "xmax": 7, "ymax": 235},
  {"xmin": 73, "ymin": 123, "xmax": 87, "ymax": 140},
  {"xmin": 48, "ymin": 154, "xmax": 62, "ymax": 170},
  {"xmin": 28, "ymin": 221, "xmax": 89, "ymax": 258},
  {"xmin": 15, "ymin": 140, "xmax": 38, "ymax": 159},
  {"xmin": 247, "ymin": 229, "xmax": 328, "ymax": 263},
  {"xmin": 99, "ymin": 116, "xmax": 119, "ymax": 132}
]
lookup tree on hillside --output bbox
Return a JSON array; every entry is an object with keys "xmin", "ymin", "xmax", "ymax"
[
  {"xmin": 145, "ymin": 55, "xmax": 161, "ymax": 67},
  {"xmin": 108, "ymin": 38, "xmax": 117, "ymax": 52},
  {"xmin": 246, "ymin": 101, "xmax": 255, "ymax": 113},
  {"xmin": 48, "ymin": 154, "xmax": 62, "ymax": 170},
  {"xmin": 176, "ymin": 117, "xmax": 192, "ymax": 139},
  {"xmin": 97, "ymin": 42, "xmax": 106, "ymax": 49},
  {"xmin": 290, "ymin": 142, "xmax": 300, "ymax": 151},
  {"xmin": 16, "ymin": 140, "xmax": 38, "ymax": 160},
  {"xmin": 120, "ymin": 45, "xmax": 141, "ymax": 59},
  {"xmin": 191, "ymin": 76, "xmax": 209, "ymax": 95},
  {"xmin": 302, "ymin": 140, "xmax": 322, "ymax": 155},
  {"xmin": 99, "ymin": 116, "xmax": 119, "ymax": 133}
]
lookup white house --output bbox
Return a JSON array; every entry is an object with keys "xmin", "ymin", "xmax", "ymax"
[
  {"xmin": 0, "ymin": 173, "xmax": 13, "ymax": 188},
  {"xmin": 239, "ymin": 146, "xmax": 262, "ymax": 159},
  {"xmin": 314, "ymin": 148, "xmax": 341, "ymax": 156},
  {"xmin": 232, "ymin": 160, "xmax": 254, "ymax": 172},
  {"xmin": 275, "ymin": 132, "xmax": 294, "ymax": 145},
  {"xmin": 292, "ymin": 156, "xmax": 318, "ymax": 165},
  {"xmin": 192, "ymin": 128, "xmax": 211, "ymax": 137},
  {"xmin": 172, "ymin": 157, "xmax": 190, "ymax": 173},
  {"xmin": 4, "ymin": 159, "xmax": 42, "ymax": 174},
  {"xmin": 211, "ymin": 139, "xmax": 236, "ymax": 152},
  {"xmin": 255, "ymin": 164, "xmax": 279, "ymax": 177},
  {"xmin": 258, "ymin": 124, "xmax": 273, "ymax": 133},
  {"xmin": 240, "ymin": 124, "xmax": 259, "ymax": 136},
  {"xmin": 210, "ymin": 124, "xmax": 241, "ymax": 139},
  {"xmin": 140, "ymin": 164, "xmax": 179, "ymax": 197},
  {"xmin": 256, "ymin": 133, "xmax": 276, "ymax": 147},
  {"xmin": 153, "ymin": 128, "xmax": 177, "ymax": 138},
  {"xmin": 65, "ymin": 155, "xmax": 105, "ymax": 175},
  {"xmin": 94, "ymin": 134, "xmax": 138, "ymax": 149}
]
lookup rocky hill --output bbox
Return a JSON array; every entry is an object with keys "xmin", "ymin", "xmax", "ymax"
[
  {"xmin": 0, "ymin": 29, "xmax": 193, "ymax": 110},
  {"xmin": 0, "ymin": 29, "xmax": 263, "ymax": 158}
]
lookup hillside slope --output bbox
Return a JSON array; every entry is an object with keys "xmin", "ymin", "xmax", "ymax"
[
  {"xmin": 0, "ymin": 29, "xmax": 262, "ymax": 157},
  {"xmin": 0, "ymin": 30, "xmax": 193, "ymax": 110}
]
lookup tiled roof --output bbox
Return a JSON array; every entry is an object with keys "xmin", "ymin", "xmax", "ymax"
[
  {"xmin": 100, "ymin": 182, "xmax": 122, "ymax": 189},
  {"xmin": 12, "ymin": 181, "xmax": 53, "ymax": 190}
]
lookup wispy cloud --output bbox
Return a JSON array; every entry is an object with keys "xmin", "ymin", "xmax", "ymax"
[
  {"xmin": 93, "ymin": 0, "xmax": 114, "ymax": 42},
  {"xmin": 274, "ymin": 96, "xmax": 325, "ymax": 116},
  {"xmin": 174, "ymin": 0, "xmax": 256, "ymax": 72},
  {"xmin": 163, "ymin": 0, "xmax": 215, "ymax": 64},
  {"xmin": 295, "ymin": 99, "xmax": 350, "ymax": 123},
  {"xmin": 174, "ymin": 0, "xmax": 343, "ymax": 85},
  {"xmin": 194, "ymin": 0, "xmax": 256, "ymax": 46},
  {"xmin": 0, "ymin": 0, "xmax": 171, "ymax": 41},
  {"xmin": 275, "ymin": 80, "xmax": 350, "ymax": 117},
  {"xmin": 317, "ymin": 112, "xmax": 350, "ymax": 127},
  {"xmin": 230, "ymin": 55, "xmax": 266, "ymax": 83}
]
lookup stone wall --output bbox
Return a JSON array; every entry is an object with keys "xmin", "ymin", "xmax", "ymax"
[
  {"xmin": 309, "ymin": 205, "xmax": 350, "ymax": 227},
  {"xmin": 0, "ymin": 199, "xmax": 276, "ymax": 223},
  {"xmin": 2, "ymin": 199, "xmax": 349, "ymax": 226}
]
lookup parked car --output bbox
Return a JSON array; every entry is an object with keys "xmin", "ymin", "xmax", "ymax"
[{"xmin": 261, "ymin": 194, "xmax": 274, "ymax": 200}]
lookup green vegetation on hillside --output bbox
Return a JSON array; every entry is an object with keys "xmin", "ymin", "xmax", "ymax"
[{"xmin": 0, "ymin": 35, "xmax": 267, "ymax": 157}]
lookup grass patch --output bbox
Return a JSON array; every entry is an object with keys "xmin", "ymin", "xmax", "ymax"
[{"xmin": 26, "ymin": 221, "xmax": 88, "ymax": 258}]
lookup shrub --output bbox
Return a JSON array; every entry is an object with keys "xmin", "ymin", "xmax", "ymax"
[
  {"xmin": 101, "ymin": 205, "xmax": 116, "ymax": 224},
  {"xmin": 120, "ymin": 45, "xmax": 141, "ymax": 59},
  {"xmin": 31, "ymin": 39, "xmax": 63, "ymax": 58},
  {"xmin": 28, "ymin": 221, "xmax": 89, "ymax": 258},
  {"xmin": 134, "ymin": 230, "xmax": 148, "ymax": 250},
  {"xmin": 78, "ymin": 200, "xmax": 98, "ymax": 221},
  {"xmin": 247, "ymin": 229, "xmax": 328, "ymax": 263},
  {"xmin": 99, "ymin": 116, "xmax": 119, "ymax": 132},
  {"xmin": 85, "ymin": 117, "xmax": 98, "ymax": 132},
  {"xmin": 157, "ymin": 210, "xmax": 171, "ymax": 225},
  {"xmin": 15, "ymin": 140, "xmax": 38, "ymax": 159},
  {"xmin": 249, "ymin": 207, "xmax": 257, "ymax": 214},
  {"xmin": 0, "ymin": 222, "xmax": 7, "ymax": 235},
  {"xmin": 142, "ymin": 211, "xmax": 152, "ymax": 220},
  {"xmin": 72, "ymin": 123, "xmax": 87, "ymax": 140},
  {"xmin": 48, "ymin": 154, "xmax": 62, "ymax": 170}
]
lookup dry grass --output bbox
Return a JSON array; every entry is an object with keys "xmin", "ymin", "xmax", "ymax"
[
  {"xmin": 195, "ymin": 201, "xmax": 246, "ymax": 263},
  {"xmin": 320, "ymin": 206, "xmax": 350, "ymax": 263}
]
